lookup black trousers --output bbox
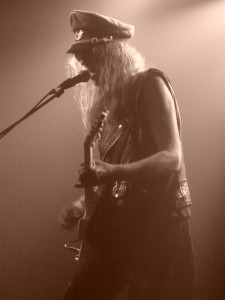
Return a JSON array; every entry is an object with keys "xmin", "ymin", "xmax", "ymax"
[{"xmin": 62, "ymin": 218, "xmax": 195, "ymax": 300}]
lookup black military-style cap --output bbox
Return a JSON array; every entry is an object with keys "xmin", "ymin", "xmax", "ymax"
[{"xmin": 67, "ymin": 10, "xmax": 134, "ymax": 53}]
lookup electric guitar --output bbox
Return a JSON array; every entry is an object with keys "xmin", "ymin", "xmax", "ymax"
[{"xmin": 65, "ymin": 109, "xmax": 109, "ymax": 261}]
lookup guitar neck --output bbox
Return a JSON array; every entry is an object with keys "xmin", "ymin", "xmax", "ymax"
[
  {"xmin": 81, "ymin": 109, "xmax": 109, "ymax": 222},
  {"xmin": 83, "ymin": 145, "xmax": 93, "ymax": 221},
  {"xmin": 84, "ymin": 145, "xmax": 93, "ymax": 169}
]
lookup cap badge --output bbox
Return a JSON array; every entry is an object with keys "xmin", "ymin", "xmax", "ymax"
[{"xmin": 74, "ymin": 30, "xmax": 84, "ymax": 41}]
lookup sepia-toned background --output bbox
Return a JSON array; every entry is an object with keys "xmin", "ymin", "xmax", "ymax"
[{"xmin": 1, "ymin": 0, "xmax": 225, "ymax": 299}]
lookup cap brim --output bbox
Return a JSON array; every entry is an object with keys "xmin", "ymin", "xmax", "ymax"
[{"xmin": 66, "ymin": 42, "xmax": 95, "ymax": 53}]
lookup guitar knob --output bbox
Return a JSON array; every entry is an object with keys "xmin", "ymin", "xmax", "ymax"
[{"xmin": 75, "ymin": 251, "xmax": 80, "ymax": 261}]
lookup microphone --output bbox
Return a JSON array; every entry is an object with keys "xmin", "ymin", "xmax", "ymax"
[{"xmin": 49, "ymin": 70, "xmax": 91, "ymax": 95}]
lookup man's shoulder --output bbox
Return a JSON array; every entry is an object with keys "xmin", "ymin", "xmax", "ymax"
[
  {"xmin": 138, "ymin": 67, "xmax": 166, "ymax": 79},
  {"xmin": 131, "ymin": 68, "xmax": 167, "ymax": 90},
  {"xmin": 137, "ymin": 68, "xmax": 173, "ymax": 92}
]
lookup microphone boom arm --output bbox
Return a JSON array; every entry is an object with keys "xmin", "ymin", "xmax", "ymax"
[
  {"xmin": 0, "ymin": 87, "xmax": 64, "ymax": 140},
  {"xmin": 0, "ymin": 71, "xmax": 90, "ymax": 140}
]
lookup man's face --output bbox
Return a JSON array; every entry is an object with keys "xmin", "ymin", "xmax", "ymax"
[{"xmin": 74, "ymin": 48, "xmax": 100, "ymax": 84}]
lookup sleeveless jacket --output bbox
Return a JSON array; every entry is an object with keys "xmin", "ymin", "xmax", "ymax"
[{"xmin": 86, "ymin": 68, "xmax": 192, "ymax": 253}]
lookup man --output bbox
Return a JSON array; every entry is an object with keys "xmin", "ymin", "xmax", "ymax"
[{"xmin": 60, "ymin": 9, "xmax": 195, "ymax": 300}]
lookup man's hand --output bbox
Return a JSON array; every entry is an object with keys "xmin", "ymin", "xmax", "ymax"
[
  {"xmin": 58, "ymin": 195, "xmax": 85, "ymax": 229},
  {"xmin": 76, "ymin": 160, "xmax": 115, "ymax": 188}
]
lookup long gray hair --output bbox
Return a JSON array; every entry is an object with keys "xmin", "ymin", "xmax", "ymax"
[{"xmin": 66, "ymin": 41, "xmax": 146, "ymax": 129}]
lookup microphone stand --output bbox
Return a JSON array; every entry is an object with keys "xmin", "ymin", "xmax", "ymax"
[{"xmin": 0, "ymin": 89, "xmax": 65, "ymax": 140}]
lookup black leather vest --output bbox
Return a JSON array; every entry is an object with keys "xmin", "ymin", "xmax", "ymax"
[{"xmin": 98, "ymin": 68, "xmax": 192, "ymax": 218}]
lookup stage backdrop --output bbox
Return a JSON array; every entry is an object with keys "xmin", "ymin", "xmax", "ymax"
[{"xmin": 0, "ymin": 0, "xmax": 225, "ymax": 299}]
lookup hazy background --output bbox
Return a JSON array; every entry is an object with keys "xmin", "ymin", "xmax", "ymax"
[{"xmin": 1, "ymin": 0, "xmax": 225, "ymax": 299}]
